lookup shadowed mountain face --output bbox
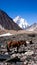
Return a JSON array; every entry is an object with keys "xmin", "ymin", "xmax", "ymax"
[{"xmin": 0, "ymin": 10, "xmax": 22, "ymax": 30}]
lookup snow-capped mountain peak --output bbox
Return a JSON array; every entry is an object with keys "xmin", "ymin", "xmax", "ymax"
[{"xmin": 13, "ymin": 16, "xmax": 29, "ymax": 29}]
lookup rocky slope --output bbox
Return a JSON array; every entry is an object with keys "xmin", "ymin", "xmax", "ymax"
[{"xmin": 0, "ymin": 10, "xmax": 22, "ymax": 30}]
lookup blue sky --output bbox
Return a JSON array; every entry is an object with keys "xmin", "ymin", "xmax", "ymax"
[{"xmin": 0, "ymin": 0, "xmax": 37, "ymax": 25}]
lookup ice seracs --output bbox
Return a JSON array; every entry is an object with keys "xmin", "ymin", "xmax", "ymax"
[{"xmin": 13, "ymin": 16, "xmax": 29, "ymax": 29}]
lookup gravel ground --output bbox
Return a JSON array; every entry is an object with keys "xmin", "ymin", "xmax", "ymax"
[{"xmin": 0, "ymin": 33, "xmax": 37, "ymax": 65}]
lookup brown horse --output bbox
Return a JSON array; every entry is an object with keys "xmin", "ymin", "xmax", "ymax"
[
  {"xmin": 7, "ymin": 40, "xmax": 27, "ymax": 48},
  {"xmin": 7, "ymin": 40, "xmax": 27, "ymax": 53}
]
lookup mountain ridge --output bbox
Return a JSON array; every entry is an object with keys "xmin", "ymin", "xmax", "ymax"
[
  {"xmin": 0, "ymin": 10, "xmax": 37, "ymax": 32},
  {"xmin": 26, "ymin": 23, "xmax": 37, "ymax": 31},
  {"xmin": 0, "ymin": 10, "xmax": 22, "ymax": 30}
]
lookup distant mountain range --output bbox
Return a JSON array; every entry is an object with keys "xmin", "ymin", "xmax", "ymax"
[
  {"xmin": 0, "ymin": 10, "xmax": 37, "ymax": 31},
  {"xmin": 14, "ymin": 16, "xmax": 37, "ymax": 31},
  {"xmin": 26, "ymin": 23, "xmax": 37, "ymax": 31},
  {"xmin": 0, "ymin": 10, "xmax": 22, "ymax": 30}
]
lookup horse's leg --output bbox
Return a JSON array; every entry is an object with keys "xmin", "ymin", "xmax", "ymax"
[{"xmin": 24, "ymin": 41, "xmax": 27, "ymax": 47}]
